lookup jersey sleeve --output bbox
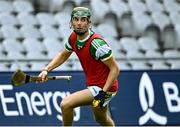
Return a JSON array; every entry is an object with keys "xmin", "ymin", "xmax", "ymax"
[
  {"xmin": 64, "ymin": 37, "xmax": 73, "ymax": 52},
  {"xmin": 90, "ymin": 38, "xmax": 112, "ymax": 61}
]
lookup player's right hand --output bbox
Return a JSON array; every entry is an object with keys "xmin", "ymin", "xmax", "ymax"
[
  {"xmin": 38, "ymin": 70, "xmax": 48, "ymax": 83},
  {"xmin": 92, "ymin": 90, "xmax": 108, "ymax": 107}
]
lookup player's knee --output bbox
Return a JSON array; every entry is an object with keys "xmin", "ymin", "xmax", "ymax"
[{"xmin": 60, "ymin": 97, "xmax": 72, "ymax": 111}]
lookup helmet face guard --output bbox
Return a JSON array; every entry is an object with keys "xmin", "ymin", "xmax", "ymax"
[{"xmin": 71, "ymin": 7, "xmax": 91, "ymax": 20}]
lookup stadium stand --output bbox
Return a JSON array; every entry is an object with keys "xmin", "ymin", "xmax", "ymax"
[
  {"xmin": 132, "ymin": 12, "xmax": 153, "ymax": 36},
  {"xmin": 1, "ymin": 25, "xmax": 21, "ymax": 39},
  {"xmin": 3, "ymin": 38, "xmax": 25, "ymax": 53},
  {"xmin": 36, "ymin": 12, "xmax": 57, "ymax": 26},
  {"xmin": 20, "ymin": 25, "xmax": 42, "ymax": 38},
  {"xmin": 0, "ymin": 12, "xmax": 19, "ymax": 26},
  {"xmin": 0, "ymin": 1, "xmax": 14, "ymax": 13},
  {"xmin": 17, "ymin": 12, "xmax": 39, "ymax": 26},
  {"xmin": 12, "ymin": 0, "xmax": 34, "ymax": 13},
  {"xmin": 109, "ymin": 0, "xmax": 129, "ymax": 18},
  {"xmin": 129, "ymin": 60, "xmax": 151, "ymax": 70},
  {"xmin": 0, "ymin": 62, "xmax": 10, "ymax": 71},
  {"xmin": 43, "ymin": 38, "xmax": 64, "ymax": 58},
  {"xmin": 10, "ymin": 61, "xmax": 30, "ymax": 71},
  {"xmin": 0, "ymin": 0, "xmax": 180, "ymax": 71}
]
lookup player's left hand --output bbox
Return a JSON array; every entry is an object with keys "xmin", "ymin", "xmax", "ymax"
[
  {"xmin": 37, "ymin": 70, "xmax": 48, "ymax": 83},
  {"xmin": 92, "ymin": 90, "xmax": 108, "ymax": 107}
]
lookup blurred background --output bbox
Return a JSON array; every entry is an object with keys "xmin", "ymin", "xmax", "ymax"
[{"xmin": 0, "ymin": 0, "xmax": 180, "ymax": 71}]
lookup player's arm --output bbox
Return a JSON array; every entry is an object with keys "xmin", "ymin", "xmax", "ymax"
[
  {"xmin": 102, "ymin": 56, "xmax": 120, "ymax": 92},
  {"xmin": 90, "ymin": 38, "xmax": 120, "ymax": 92},
  {"xmin": 44, "ymin": 38, "xmax": 73, "ymax": 72},
  {"xmin": 91, "ymin": 39, "xmax": 120, "ymax": 107},
  {"xmin": 39, "ymin": 40, "xmax": 73, "ymax": 82},
  {"xmin": 92, "ymin": 56, "xmax": 119, "ymax": 107},
  {"xmin": 44, "ymin": 48, "xmax": 72, "ymax": 72}
]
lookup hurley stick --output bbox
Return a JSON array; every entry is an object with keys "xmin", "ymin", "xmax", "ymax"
[{"xmin": 11, "ymin": 69, "xmax": 72, "ymax": 86}]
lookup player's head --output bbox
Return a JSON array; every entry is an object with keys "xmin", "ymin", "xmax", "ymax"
[
  {"xmin": 70, "ymin": 7, "xmax": 91, "ymax": 35},
  {"xmin": 71, "ymin": 7, "xmax": 91, "ymax": 20}
]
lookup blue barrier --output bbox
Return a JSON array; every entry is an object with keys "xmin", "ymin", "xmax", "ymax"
[
  {"xmin": 0, "ymin": 70, "xmax": 180, "ymax": 126},
  {"xmin": 111, "ymin": 70, "xmax": 180, "ymax": 126}
]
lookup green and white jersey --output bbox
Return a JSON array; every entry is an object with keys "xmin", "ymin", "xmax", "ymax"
[{"xmin": 65, "ymin": 30, "xmax": 112, "ymax": 61}]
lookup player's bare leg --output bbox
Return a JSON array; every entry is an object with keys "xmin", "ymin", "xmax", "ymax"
[
  {"xmin": 92, "ymin": 105, "xmax": 115, "ymax": 126},
  {"xmin": 60, "ymin": 89, "xmax": 94, "ymax": 126}
]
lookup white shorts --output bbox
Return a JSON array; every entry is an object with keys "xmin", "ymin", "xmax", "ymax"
[{"xmin": 88, "ymin": 86, "xmax": 117, "ymax": 107}]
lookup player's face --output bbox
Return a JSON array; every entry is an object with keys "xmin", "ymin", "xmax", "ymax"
[{"xmin": 71, "ymin": 16, "xmax": 90, "ymax": 35}]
